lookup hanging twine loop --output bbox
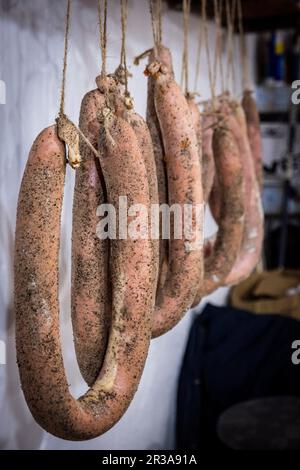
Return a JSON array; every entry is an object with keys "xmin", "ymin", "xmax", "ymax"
[
  {"xmin": 225, "ymin": 0, "xmax": 237, "ymax": 95},
  {"xmin": 120, "ymin": 0, "xmax": 132, "ymax": 103},
  {"xmin": 150, "ymin": 0, "xmax": 162, "ymax": 59},
  {"xmin": 237, "ymin": 0, "xmax": 250, "ymax": 91},
  {"xmin": 59, "ymin": 0, "xmax": 71, "ymax": 117},
  {"xmin": 214, "ymin": 0, "xmax": 224, "ymax": 95},
  {"xmin": 98, "ymin": 0, "xmax": 108, "ymax": 77},
  {"xmin": 202, "ymin": 0, "xmax": 218, "ymax": 111},
  {"xmin": 157, "ymin": 0, "xmax": 162, "ymax": 45},
  {"xmin": 214, "ymin": 0, "xmax": 227, "ymax": 127},
  {"xmin": 96, "ymin": 0, "xmax": 115, "ymax": 134},
  {"xmin": 133, "ymin": 0, "xmax": 162, "ymax": 67},
  {"xmin": 94, "ymin": 0, "xmax": 117, "ymax": 146},
  {"xmin": 56, "ymin": 0, "xmax": 100, "ymax": 168},
  {"xmin": 141, "ymin": 0, "xmax": 165, "ymax": 78},
  {"xmin": 96, "ymin": 0, "xmax": 111, "ymax": 100},
  {"xmin": 57, "ymin": 0, "xmax": 81, "ymax": 169},
  {"xmin": 201, "ymin": 0, "xmax": 229, "ymax": 128},
  {"xmin": 181, "ymin": 0, "xmax": 191, "ymax": 97},
  {"xmin": 114, "ymin": 0, "xmax": 134, "ymax": 111},
  {"xmin": 194, "ymin": 0, "xmax": 204, "ymax": 94}
]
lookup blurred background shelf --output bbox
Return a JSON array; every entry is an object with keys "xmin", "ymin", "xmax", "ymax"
[
  {"xmin": 260, "ymin": 111, "xmax": 300, "ymax": 123},
  {"xmin": 167, "ymin": 0, "xmax": 300, "ymax": 32}
]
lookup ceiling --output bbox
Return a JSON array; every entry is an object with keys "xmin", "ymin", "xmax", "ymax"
[{"xmin": 167, "ymin": 0, "xmax": 300, "ymax": 32}]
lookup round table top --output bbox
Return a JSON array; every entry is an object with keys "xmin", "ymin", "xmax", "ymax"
[{"xmin": 217, "ymin": 397, "xmax": 300, "ymax": 450}]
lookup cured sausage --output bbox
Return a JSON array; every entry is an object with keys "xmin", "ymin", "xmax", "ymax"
[
  {"xmin": 127, "ymin": 111, "xmax": 159, "ymax": 304},
  {"xmin": 193, "ymin": 123, "xmax": 245, "ymax": 305},
  {"xmin": 242, "ymin": 89, "xmax": 264, "ymax": 191},
  {"xmin": 72, "ymin": 74, "xmax": 126, "ymax": 388},
  {"xmin": 72, "ymin": 70, "xmax": 159, "ymax": 388},
  {"xmin": 146, "ymin": 45, "xmax": 174, "ymax": 292},
  {"xmin": 14, "ymin": 124, "xmax": 153, "ymax": 440},
  {"xmin": 205, "ymin": 95, "xmax": 263, "ymax": 287},
  {"xmin": 146, "ymin": 61, "xmax": 204, "ymax": 337},
  {"xmin": 110, "ymin": 67, "xmax": 160, "ymax": 307},
  {"xmin": 206, "ymin": 101, "xmax": 222, "ymax": 221},
  {"xmin": 193, "ymin": 101, "xmax": 216, "ymax": 204},
  {"xmin": 71, "ymin": 88, "xmax": 110, "ymax": 387},
  {"xmin": 202, "ymin": 122, "xmax": 216, "ymax": 203},
  {"xmin": 223, "ymin": 100, "xmax": 264, "ymax": 285}
]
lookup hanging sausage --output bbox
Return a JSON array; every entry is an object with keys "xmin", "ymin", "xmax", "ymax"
[{"xmin": 14, "ymin": 0, "xmax": 154, "ymax": 440}]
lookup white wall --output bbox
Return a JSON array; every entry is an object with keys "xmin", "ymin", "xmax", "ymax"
[{"xmin": 0, "ymin": 0, "xmax": 237, "ymax": 450}]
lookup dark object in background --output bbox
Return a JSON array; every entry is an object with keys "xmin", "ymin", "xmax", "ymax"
[
  {"xmin": 176, "ymin": 304, "xmax": 300, "ymax": 450},
  {"xmin": 256, "ymin": 34, "xmax": 269, "ymax": 84},
  {"xmin": 218, "ymin": 396, "xmax": 300, "ymax": 450},
  {"xmin": 265, "ymin": 223, "xmax": 300, "ymax": 269},
  {"xmin": 286, "ymin": 31, "xmax": 300, "ymax": 84},
  {"xmin": 230, "ymin": 269, "xmax": 300, "ymax": 318},
  {"xmin": 168, "ymin": 1, "xmax": 300, "ymax": 32}
]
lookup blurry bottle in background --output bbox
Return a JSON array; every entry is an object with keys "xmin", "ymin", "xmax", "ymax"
[
  {"xmin": 287, "ymin": 31, "xmax": 300, "ymax": 84},
  {"xmin": 271, "ymin": 31, "xmax": 286, "ymax": 83},
  {"xmin": 257, "ymin": 31, "xmax": 291, "ymax": 111}
]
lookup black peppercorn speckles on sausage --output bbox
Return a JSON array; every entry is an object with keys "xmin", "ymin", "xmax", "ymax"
[
  {"xmin": 146, "ymin": 45, "xmax": 174, "ymax": 294},
  {"xmin": 242, "ymin": 89, "xmax": 264, "ymax": 192},
  {"xmin": 223, "ymin": 100, "xmax": 264, "ymax": 285},
  {"xmin": 188, "ymin": 97, "xmax": 215, "ymax": 205},
  {"xmin": 15, "ymin": 124, "xmax": 153, "ymax": 440},
  {"xmin": 127, "ymin": 111, "xmax": 159, "ymax": 308},
  {"xmin": 146, "ymin": 62, "xmax": 204, "ymax": 337},
  {"xmin": 193, "ymin": 123, "xmax": 245, "ymax": 305},
  {"xmin": 71, "ymin": 89, "xmax": 111, "ymax": 387}
]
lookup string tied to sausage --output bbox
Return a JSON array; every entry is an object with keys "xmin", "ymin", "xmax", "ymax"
[
  {"xmin": 135, "ymin": 0, "xmax": 165, "ymax": 77},
  {"xmin": 57, "ymin": 0, "xmax": 100, "ymax": 168},
  {"xmin": 181, "ymin": 0, "xmax": 191, "ymax": 97},
  {"xmin": 225, "ymin": 0, "xmax": 237, "ymax": 95}
]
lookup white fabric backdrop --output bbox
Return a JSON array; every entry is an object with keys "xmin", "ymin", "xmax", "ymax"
[{"xmin": 0, "ymin": 0, "xmax": 246, "ymax": 450}]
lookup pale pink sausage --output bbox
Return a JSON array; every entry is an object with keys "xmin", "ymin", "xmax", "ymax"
[
  {"xmin": 71, "ymin": 89, "xmax": 110, "ymax": 386},
  {"xmin": 193, "ymin": 124, "xmax": 245, "ymax": 305},
  {"xmin": 128, "ymin": 111, "xmax": 159, "ymax": 305},
  {"xmin": 224, "ymin": 101, "xmax": 264, "ymax": 285},
  {"xmin": 146, "ymin": 45, "xmax": 174, "ymax": 292},
  {"xmin": 242, "ymin": 89, "xmax": 264, "ymax": 191},
  {"xmin": 71, "ymin": 73, "xmax": 159, "ymax": 389},
  {"xmin": 197, "ymin": 103, "xmax": 216, "ymax": 204},
  {"xmin": 15, "ymin": 124, "xmax": 153, "ymax": 440},
  {"xmin": 146, "ymin": 62, "xmax": 204, "ymax": 337},
  {"xmin": 112, "ymin": 73, "xmax": 160, "ymax": 307}
]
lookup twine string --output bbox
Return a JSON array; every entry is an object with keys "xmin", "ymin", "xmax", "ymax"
[
  {"xmin": 226, "ymin": 0, "xmax": 237, "ymax": 93},
  {"xmin": 98, "ymin": 0, "xmax": 108, "ymax": 76},
  {"xmin": 181, "ymin": 0, "xmax": 191, "ymax": 95},
  {"xmin": 59, "ymin": 0, "xmax": 71, "ymax": 116},
  {"xmin": 120, "ymin": 0, "xmax": 129, "ymax": 95},
  {"xmin": 237, "ymin": 0, "xmax": 249, "ymax": 89},
  {"xmin": 213, "ymin": 0, "xmax": 225, "ymax": 94},
  {"xmin": 194, "ymin": 0, "xmax": 204, "ymax": 93},
  {"xmin": 203, "ymin": 0, "xmax": 217, "ymax": 108},
  {"xmin": 150, "ymin": 0, "xmax": 158, "ymax": 58}
]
